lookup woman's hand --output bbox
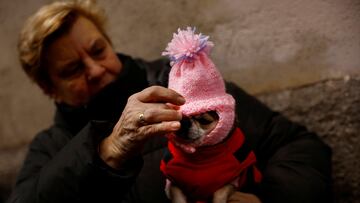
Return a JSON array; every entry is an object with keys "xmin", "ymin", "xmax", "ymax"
[
  {"xmin": 99, "ymin": 86, "xmax": 185, "ymax": 169},
  {"xmin": 226, "ymin": 191, "xmax": 262, "ymax": 203}
]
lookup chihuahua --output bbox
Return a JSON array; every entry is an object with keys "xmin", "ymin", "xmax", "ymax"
[{"xmin": 165, "ymin": 111, "xmax": 237, "ymax": 203}]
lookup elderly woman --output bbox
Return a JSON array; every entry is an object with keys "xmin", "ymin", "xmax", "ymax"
[{"xmin": 8, "ymin": 1, "xmax": 332, "ymax": 203}]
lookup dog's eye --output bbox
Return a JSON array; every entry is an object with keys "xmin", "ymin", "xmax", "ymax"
[
  {"xmin": 194, "ymin": 112, "xmax": 216, "ymax": 125},
  {"xmin": 194, "ymin": 116, "xmax": 213, "ymax": 125}
]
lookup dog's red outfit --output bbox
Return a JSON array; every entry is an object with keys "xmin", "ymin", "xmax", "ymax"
[{"xmin": 160, "ymin": 128, "xmax": 262, "ymax": 201}]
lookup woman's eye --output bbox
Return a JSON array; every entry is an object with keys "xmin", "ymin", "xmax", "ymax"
[
  {"xmin": 59, "ymin": 64, "xmax": 83, "ymax": 79},
  {"xmin": 92, "ymin": 46, "xmax": 104, "ymax": 56},
  {"xmin": 91, "ymin": 39, "xmax": 107, "ymax": 57}
]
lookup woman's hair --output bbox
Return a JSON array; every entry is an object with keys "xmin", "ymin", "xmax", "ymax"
[{"xmin": 18, "ymin": 0, "xmax": 110, "ymax": 92}]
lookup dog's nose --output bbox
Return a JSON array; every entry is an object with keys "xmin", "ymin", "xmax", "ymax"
[{"xmin": 176, "ymin": 116, "xmax": 192, "ymax": 140}]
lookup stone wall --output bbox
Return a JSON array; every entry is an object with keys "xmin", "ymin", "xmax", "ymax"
[
  {"xmin": 0, "ymin": 0, "xmax": 359, "ymax": 202},
  {"xmin": 259, "ymin": 76, "xmax": 360, "ymax": 203}
]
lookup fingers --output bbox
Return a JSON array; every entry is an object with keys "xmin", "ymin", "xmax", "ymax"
[
  {"xmin": 102, "ymin": 86, "xmax": 185, "ymax": 168},
  {"xmin": 140, "ymin": 108, "xmax": 182, "ymax": 126},
  {"xmin": 169, "ymin": 185, "xmax": 187, "ymax": 203},
  {"xmin": 213, "ymin": 184, "xmax": 235, "ymax": 203},
  {"xmin": 227, "ymin": 192, "xmax": 262, "ymax": 203},
  {"xmin": 136, "ymin": 86, "xmax": 185, "ymax": 105},
  {"xmin": 139, "ymin": 121, "xmax": 181, "ymax": 138}
]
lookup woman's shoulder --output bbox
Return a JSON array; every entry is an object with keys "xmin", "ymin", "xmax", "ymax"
[{"xmin": 29, "ymin": 124, "xmax": 72, "ymax": 156}]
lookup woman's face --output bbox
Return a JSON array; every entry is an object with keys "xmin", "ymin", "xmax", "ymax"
[{"xmin": 44, "ymin": 16, "xmax": 122, "ymax": 107}]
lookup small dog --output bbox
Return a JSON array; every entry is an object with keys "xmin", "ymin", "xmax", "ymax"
[
  {"xmin": 160, "ymin": 27, "xmax": 261, "ymax": 203},
  {"xmin": 176, "ymin": 111, "xmax": 220, "ymax": 145},
  {"xmin": 167, "ymin": 111, "xmax": 237, "ymax": 203}
]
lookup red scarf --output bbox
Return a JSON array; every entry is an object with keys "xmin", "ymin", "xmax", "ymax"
[{"xmin": 160, "ymin": 128, "xmax": 262, "ymax": 202}]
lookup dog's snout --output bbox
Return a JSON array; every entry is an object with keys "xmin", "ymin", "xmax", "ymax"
[
  {"xmin": 180, "ymin": 116, "xmax": 192, "ymax": 131},
  {"xmin": 176, "ymin": 116, "xmax": 192, "ymax": 140}
]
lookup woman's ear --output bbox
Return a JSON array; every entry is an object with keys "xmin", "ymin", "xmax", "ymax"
[
  {"xmin": 39, "ymin": 82, "xmax": 59, "ymax": 101},
  {"xmin": 39, "ymin": 81, "xmax": 51, "ymax": 94}
]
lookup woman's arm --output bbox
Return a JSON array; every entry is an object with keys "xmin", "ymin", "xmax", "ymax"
[
  {"xmin": 8, "ymin": 85, "xmax": 184, "ymax": 203},
  {"xmin": 7, "ymin": 121, "xmax": 143, "ymax": 203}
]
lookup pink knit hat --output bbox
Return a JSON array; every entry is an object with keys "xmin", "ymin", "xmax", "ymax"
[{"xmin": 163, "ymin": 27, "xmax": 235, "ymax": 153}]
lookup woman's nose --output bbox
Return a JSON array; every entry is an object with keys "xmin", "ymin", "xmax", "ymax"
[{"xmin": 84, "ymin": 58, "xmax": 105, "ymax": 82}]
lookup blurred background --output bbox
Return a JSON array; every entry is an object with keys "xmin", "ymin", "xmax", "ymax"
[{"xmin": 0, "ymin": 0, "xmax": 359, "ymax": 202}]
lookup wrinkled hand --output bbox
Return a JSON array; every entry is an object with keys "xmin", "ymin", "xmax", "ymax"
[
  {"xmin": 99, "ymin": 86, "xmax": 185, "ymax": 169},
  {"xmin": 212, "ymin": 184, "xmax": 261, "ymax": 203},
  {"xmin": 226, "ymin": 191, "xmax": 261, "ymax": 203}
]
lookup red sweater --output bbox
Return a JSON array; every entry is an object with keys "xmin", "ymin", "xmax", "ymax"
[{"xmin": 160, "ymin": 128, "xmax": 262, "ymax": 201}]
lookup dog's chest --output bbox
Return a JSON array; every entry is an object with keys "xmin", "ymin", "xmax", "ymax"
[{"xmin": 161, "ymin": 128, "xmax": 246, "ymax": 200}]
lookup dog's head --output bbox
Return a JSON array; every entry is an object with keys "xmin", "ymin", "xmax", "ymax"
[
  {"xmin": 174, "ymin": 111, "xmax": 220, "ymax": 146},
  {"xmin": 163, "ymin": 27, "xmax": 236, "ymax": 153}
]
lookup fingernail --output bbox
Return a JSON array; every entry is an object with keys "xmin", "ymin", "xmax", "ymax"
[
  {"xmin": 178, "ymin": 96, "xmax": 186, "ymax": 104},
  {"xmin": 171, "ymin": 121, "xmax": 180, "ymax": 130}
]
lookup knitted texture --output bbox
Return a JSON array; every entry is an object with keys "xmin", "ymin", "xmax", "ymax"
[{"xmin": 163, "ymin": 27, "xmax": 235, "ymax": 153}]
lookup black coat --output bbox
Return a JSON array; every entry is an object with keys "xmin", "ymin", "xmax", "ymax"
[{"xmin": 7, "ymin": 54, "xmax": 332, "ymax": 203}]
